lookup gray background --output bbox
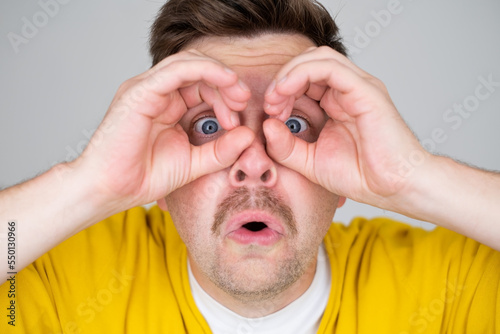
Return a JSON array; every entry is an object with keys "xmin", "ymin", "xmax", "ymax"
[{"xmin": 1, "ymin": 0, "xmax": 499, "ymax": 229}]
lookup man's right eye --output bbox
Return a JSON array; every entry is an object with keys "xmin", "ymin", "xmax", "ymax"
[{"xmin": 194, "ymin": 117, "xmax": 220, "ymax": 135}]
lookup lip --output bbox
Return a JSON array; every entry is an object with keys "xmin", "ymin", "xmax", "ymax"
[{"xmin": 224, "ymin": 210, "xmax": 286, "ymax": 246}]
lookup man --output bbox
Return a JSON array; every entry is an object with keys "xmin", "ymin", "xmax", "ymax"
[{"xmin": 1, "ymin": 0, "xmax": 499, "ymax": 333}]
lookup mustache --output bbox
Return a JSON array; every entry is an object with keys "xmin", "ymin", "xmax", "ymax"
[{"xmin": 211, "ymin": 187, "xmax": 298, "ymax": 236}]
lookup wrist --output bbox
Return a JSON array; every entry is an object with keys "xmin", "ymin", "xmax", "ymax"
[
  {"xmin": 382, "ymin": 152, "xmax": 444, "ymax": 222},
  {"xmin": 0, "ymin": 161, "xmax": 126, "ymax": 273},
  {"xmin": 386, "ymin": 153, "xmax": 475, "ymax": 228},
  {"xmin": 49, "ymin": 160, "xmax": 125, "ymax": 231},
  {"xmin": 379, "ymin": 153, "xmax": 500, "ymax": 249}
]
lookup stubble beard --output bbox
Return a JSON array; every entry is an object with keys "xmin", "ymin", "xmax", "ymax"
[{"xmin": 197, "ymin": 187, "xmax": 317, "ymax": 304}]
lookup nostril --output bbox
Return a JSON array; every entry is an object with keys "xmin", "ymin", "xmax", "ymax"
[
  {"xmin": 236, "ymin": 170, "xmax": 246, "ymax": 182},
  {"xmin": 261, "ymin": 170, "xmax": 270, "ymax": 182}
]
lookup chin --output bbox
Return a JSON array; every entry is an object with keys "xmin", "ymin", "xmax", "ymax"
[{"xmin": 205, "ymin": 247, "xmax": 313, "ymax": 302}]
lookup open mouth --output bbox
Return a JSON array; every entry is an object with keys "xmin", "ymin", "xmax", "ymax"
[
  {"xmin": 242, "ymin": 222, "xmax": 268, "ymax": 232},
  {"xmin": 227, "ymin": 219, "xmax": 282, "ymax": 246},
  {"xmin": 224, "ymin": 211, "xmax": 285, "ymax": 246}
]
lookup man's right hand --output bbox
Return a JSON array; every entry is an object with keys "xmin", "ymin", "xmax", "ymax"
[
  {"xmin": 0, "ymin": 50, "xmax": 254, "ymax": 281},
  {"xmin": 71, "ymin": 49, "xmax": 255, "ymax": 212}
]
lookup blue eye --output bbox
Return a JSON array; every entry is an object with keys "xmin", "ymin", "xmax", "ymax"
[
  {"xmin": 194, "ymin": 117, "xmax": 220, "ymax": 135},
  {"xmin": 285, "ymin": 116, "xmax": 308, "ymax": 134}
]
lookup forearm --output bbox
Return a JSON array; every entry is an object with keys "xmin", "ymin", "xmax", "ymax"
[
  {"xmin": 0, "ymin": 162, "xmax": 119, "ymax": 283},
  {"xmin": 394, "ymin": 155, "xmax": 500, "ymax": 250}
]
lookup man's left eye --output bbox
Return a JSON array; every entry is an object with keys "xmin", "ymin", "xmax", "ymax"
[
  {"xmin": 285, "ymin": 116, "xmax": 308, "ymax": 134},
  {"xmin": 194, "ymin": 117, "xmax": 220, "ymax": 135}
]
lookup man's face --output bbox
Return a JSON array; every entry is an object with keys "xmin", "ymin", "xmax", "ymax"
[{"xmin": 164, "ymin": 34, "xmax": 343, "ymax": 303}]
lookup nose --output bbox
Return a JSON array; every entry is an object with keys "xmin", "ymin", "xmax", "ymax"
[{"xmin": 229, "ymin": 136, "xmax": 278, "ymax": 188}]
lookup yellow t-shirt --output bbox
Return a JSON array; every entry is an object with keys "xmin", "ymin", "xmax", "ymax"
[{"xmin": 1, "ymin": 206, "xmax": 499, "ymax": 333}]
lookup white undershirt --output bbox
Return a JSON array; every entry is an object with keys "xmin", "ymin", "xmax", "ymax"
[{"xmin": 188, "ymin": 244, "xmax": 331, "ymax": 334}]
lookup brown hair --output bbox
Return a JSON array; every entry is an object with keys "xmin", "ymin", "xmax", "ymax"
[{"xmin": 149, "ymin": 0, "xmax": 346, "ymax": 66}]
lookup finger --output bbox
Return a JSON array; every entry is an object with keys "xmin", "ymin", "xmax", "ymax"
[
  {"xmin": 197, "ymin": 83, "xmax": 235, "ymax": 129},
  {"xmin": 124, "ymin": 59, "xmax": 242, "ymax": 125},
  {"xmin": 264, "ymin": 118, "xmax": 318, "ymax": 184},
  {"xmin": 262, "ymin": 46, "xmax": 365, "ymax": 107},
  {"xmin": 305, "ymin": 82, "xmax": 328, "ymax": 101},
  {"xmin": 264, "ymin": 96, "xmax": 294, "ymax": 121},
  {"xmin": 179, "ymin": 83, "xmax": 242, "ymax": 130},
  {"xmin": 141, "ymin": 49, "xmax": 223, "ymax": 77},
  {"xmin": 269, "ymin": 59, "xmax": 382, "ymax": 119},
  {"xmin": 147, "ymin": 90, "xmax": 188, "ymax": 126},
  {"xmin": 199, "ymin": 83, "xmax": 249, "ymax": 129},
  {"xmin": 319, "ymin": 88, "xmax": 354, "ymax": 122},
  {"xmin": 219, "ymin": 79, "xmax": 251, "ymax": 110},
  {"xmin": 273, "ymin": 46, "xmax": 369, "ymax": 82},
  {"xmin": 263, "ymin": 46, "xmax": 373, "ymax": 120},
  {"xmin": 179, "ymin": 80, "xmax": 251, "ymax": 130},
  {"xmin": 265, "ymin": 80, "xmax": 327, "ymax": 106},
  {"xmin": 189, "ymin": 126, "xmax": 255, "ymax": 181}
]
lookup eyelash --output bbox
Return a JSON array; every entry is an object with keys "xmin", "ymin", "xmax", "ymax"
[
  {"xmin": 190, "ymin": 112, "xmax": 311, "ymax": 132},
  {"xmin": 288, "ymin": 113, "xmax": 311, "ymax": 128},
  {"xmin": 192, "ymin": 113, "xmax": 220, "ymax": 136}
]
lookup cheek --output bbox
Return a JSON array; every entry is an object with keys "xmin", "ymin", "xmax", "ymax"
[
  {"xmin": 165, "ymin": 174, "xmax": 227, "ymax": 245},
  {"xmin": 166, "ymin": 173, "xmax": 226, "ymax": 216},
  {"xmin": 284, "ymin": 173, "xmax": 339, "ymax": 236},
  {"xmin": 165, "ymin": 190, "xmax": 199, "ymax": 246}
]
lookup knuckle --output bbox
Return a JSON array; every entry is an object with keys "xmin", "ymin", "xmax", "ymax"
[
  {"xmin": 369, "ymin": 77, "xmax": 387, "ymax": 90},
  {"xmin": 316, "ymin": 45, "xmax": 336, "ymax": 58},
  {"xmin": 316, "ymin": 45, "xmax": 332, "ymax": 53},
  {"xmin": 117, "ymin": 79, "xmax": 135, "ymax": 94},
  {"xmin": 183, "ymin": 48, "xmax": 202, "ymax": 56}
]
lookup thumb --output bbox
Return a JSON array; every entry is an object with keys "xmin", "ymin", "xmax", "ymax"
[
  {"xmin": 189, "ymin": 126, "xmax": 255, "ymax": 181},
  {"xmin": 264, "ymin": 119, "xmax": 318, "ymax": 183}
]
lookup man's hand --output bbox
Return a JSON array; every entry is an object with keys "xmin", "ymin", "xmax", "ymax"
[
  {"xmin": 263, "ymin": 46, "xmax": 425, "ymax": 209},
  {"xmin": 0, "ymin": 50, "xmax": 255, "ymax": 281},
  {"xmin": 263, "ymin": 46, "xmax": 500, "ymax": 251},
  {"xmin": 73, "ymin": 49, "xmax": 254, "ymax": 211}
]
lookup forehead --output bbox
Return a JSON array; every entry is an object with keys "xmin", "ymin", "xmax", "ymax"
[
  {"xmin": 180, "ymin": 34, "xmax": 327, "ymax": 140},
  {"xmin": 187, "ymin": 34, "xmax": 316, "ymax": 78}
]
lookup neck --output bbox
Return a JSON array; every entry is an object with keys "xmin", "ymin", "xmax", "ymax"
[{"xmin": 189, "ymin": 255, "xmax": 318, "ymax": 318}]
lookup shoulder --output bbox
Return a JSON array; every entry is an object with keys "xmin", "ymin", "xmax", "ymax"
[
  {"xmin": 30, "ymin": 206, "xmax": 173, "ymax": 280},
  {"xmin": 324, "ymin": 216, "xmax": 471, "ymax": 251},
  {"xmin": 323, "ymin": 216, "xmax": 500, "ymax": 275}
]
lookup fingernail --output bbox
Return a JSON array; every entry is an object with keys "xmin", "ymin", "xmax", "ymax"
[
  {"xmin": 230, "ymin": 112, "xmax": 240, "ymax": 127},
  {"xmin": 224, "ymin": 67, "xmax": 235, "ymax": 75},
  {"xmin": 239, "ymin": 79, "xmax": 250, "ymax": 92},
  {"xmin": 265, "ymin": 80, "xmax": 276, "ymax": 96}
]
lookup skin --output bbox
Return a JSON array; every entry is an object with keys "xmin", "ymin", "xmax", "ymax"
[
  {"xmin": 162, "ymin": 34, "xmax": 344, "ymax": 317},
  {"xmin": 2, "ymin": 29, "xmax": 499, "ymax": 324}
]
